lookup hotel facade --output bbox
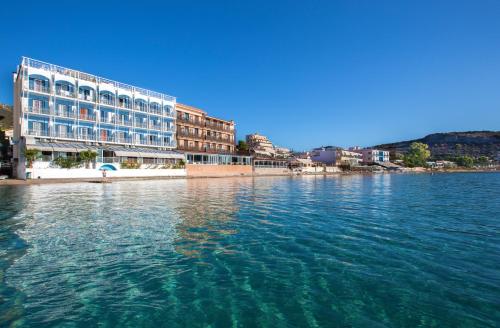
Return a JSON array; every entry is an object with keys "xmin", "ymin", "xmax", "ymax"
[
  {"xmin": 12, "ymin": 57, "xmax": 184, "ymax": 178},
  {"xmin": 176, "ymin": 103, "xmax": 250, "ymax": 165}
]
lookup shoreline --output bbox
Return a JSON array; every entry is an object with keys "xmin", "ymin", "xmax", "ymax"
[{"xmin": 0, "ymin": 169, "xmax": 498, "ymax": 186}]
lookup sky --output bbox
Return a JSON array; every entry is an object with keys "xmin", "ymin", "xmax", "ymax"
[{"xmin": 0, "ymin": 0, "xmax": 499, "ymax": 150}]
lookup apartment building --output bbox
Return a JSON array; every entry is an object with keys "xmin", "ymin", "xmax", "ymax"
[
  {"xmin": 13, "ymin": 57, "xmax": 183, "ymax": 178},
  {"xmin": 311, "ymin": 146, "xmax": 362, "ymax": 166},
  {"xmin": 176, "ymin": 103, "xmax": 250, "ymax": 165},
  {"xmin": 246, "ymin": 133, "xmax": 291, "ymax": 158},
  {"xmin": 353, "ymin": 148, "xmax": 390, "ymax": 164}
]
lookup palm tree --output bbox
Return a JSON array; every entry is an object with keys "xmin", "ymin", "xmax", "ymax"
[
  {"xmin": 80, "ymin": 149, "xmax": 97, "ymax": 169},
  {"xmin": 23, "ymin": 148, "xmax": 40, "ymax": 168}
]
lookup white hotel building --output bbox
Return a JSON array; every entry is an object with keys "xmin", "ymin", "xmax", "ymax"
[{"xmin": 12, "ymin": 57, "xmax": 184, "ymax": 178}]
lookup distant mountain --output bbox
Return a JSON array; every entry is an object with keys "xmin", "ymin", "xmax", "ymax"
[{"xmin": 374, "ymin": 131, "xmax": 500, "ymax": 159}]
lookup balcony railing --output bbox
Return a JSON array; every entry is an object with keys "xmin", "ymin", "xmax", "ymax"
[
  {"xmin": 79, "ymin": 94, "xmax": 95, "ymax": 102},
  {"xmin": 164, "ymin": 111, "xmax": 176, "ymax": 118},
  {"xmin": 56, "ymin": 89, "xmax": 75, "ymax": 98},
  {"xmin": 177, "ymin": 116, "xmax": 204, "ymax": 126},
  {"xmin": 205, "ymin": 122, "xmax": 231, "ymax": 132},
  {"xmin": 118, "ymin": 103, "xmax": 132, "ymax": 110},
  {"xmin": 79, "ymin": 113, "xmax": 96, "ymax": 121},
  {"xmin": 78, "ymin": 133, "xmax": 96, "ymax": 141},
  {"xmin": 27, "ymin": 106, "xmax": 52, "ymax": 115},
  {"xmin": 149, "ymin": 123, "xmax": 162, "ymax": 131},
  {"xmin": 116, "ymin": 137, "xmax": 133, "ymax": 144},
  {"xmin": 99, "ymin": 98, "xmax": 115, "ymax": 106},
  {"xmin": 135, "ymin": 122, "xmax": 148, "ymax": 129},
  {"xmin": 116, "ymin": 118, "xmax": 133, "ymax": 126},
  {"xmin": 136, "ymin": 139, "xmax": 162, "ymax": 146},
  {"xmin": 27, "ymin": 129, "xmax": 50, "ymax": 137},
  {"xmin": 135, "ymin": 105, "xmax": 148, "ymax": 112},
  {"xmin": 56, "ymin": 110, "xmax": 76, "ymax": 119},
  {"xmin": 99, "ymin": 134, "xmax": 115, "ymax": 142},
  {"xmin": 53, "ymin": 131, "xmax": 75, "ymax": 139},
  {"xmin": 30, "ymin": 85, "xmax": 50, "ymax": 94},
  {"xmin": 164, "ymin": 126, "xmax": 176, "ymax": 132},
  {"xmin": 150, "ymin": 108, "xmax": 162, "ymax": 116},
  {"xmin": 206, "ymin": 134, "xmax": 232, "ymax": 142},
  {"xmin": 100, "ymin": 117, "xmax": 116, "ymax": 124},
  {"xmin": 178, "ymin": 131, "xmax": 204, "ymax": 139}
]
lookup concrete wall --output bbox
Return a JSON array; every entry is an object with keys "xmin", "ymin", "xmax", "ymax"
[
  {"xmin": 26, "ymin": 165, "xmax": 186, "ymax": 179},
  {"xmin": 186, "ymin": 164, "xmax": 252, "ymax": 177},
  {"xmin": 254, "ymin": 167, "xmax": 292, "ymax": 175}
]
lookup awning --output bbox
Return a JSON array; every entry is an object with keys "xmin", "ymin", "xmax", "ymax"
[
  {"xmin": 114, "ymin": 150, "xmax": 142, "ymax": 157},
  {"xmin": 147, "ymin": 152, "xmax": 185, "ymax": 159},
  {"xmin": 27, "ymin": 144, "xmax": 54, "ymax": 152}
]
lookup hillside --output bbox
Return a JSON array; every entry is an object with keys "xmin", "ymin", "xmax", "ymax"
[
  {"xmin": 0, "ymin": 104, "xmax": 13, "ymax": 130},
  {"xmin": 374, "ymin": 131, "xmax": 500, "ymax": 159}
]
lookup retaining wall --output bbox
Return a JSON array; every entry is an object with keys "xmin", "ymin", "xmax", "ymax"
[{"xmin": 186, "ymin": 164, "xmax": 253, "ymax": 177}]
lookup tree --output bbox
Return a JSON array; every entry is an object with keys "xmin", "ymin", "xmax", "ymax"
[
  {"xmin": 54, "ymin": 156, "xmax": 81, "ymax": 169},
  {"xmin": 23, "ymin": 148, "xmax": 40, "ymax": 168},
  {"xmin": 403, "ymin": 142, "xmax": 431, "ymax": 167},
  {"xmin": 455, "ymin": 156, "xmax": 474, "ymax": 168},
  {"xmin": 476, "ymin": 156, "xmax": 489, "ymax": 166},
  {"xmin": 237, "ymin": 140, "xmax": 249, "ymax": 152},
  {"xmin": 79, "ymin": 149, "xmax": 97, "ymax": 168}
]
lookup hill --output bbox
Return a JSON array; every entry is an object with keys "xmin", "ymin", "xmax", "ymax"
[
  {"xmin": 374, "ymin": 131, "xmax": 500, "ymax": 159},
  {"xmin": 0, "ymin": 104, "xmax": 13, "ymax": 130}
]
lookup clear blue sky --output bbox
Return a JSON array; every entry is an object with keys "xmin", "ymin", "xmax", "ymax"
[{"xmin": 0, "ymin": 0, "xmax": 499, "ymax": 150}]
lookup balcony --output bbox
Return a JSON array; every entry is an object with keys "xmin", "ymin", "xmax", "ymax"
[
  {"xmin": 27, "ymin": 129, "xmax": 50, "ymax": 137},
  {"xmin": 30, "ymin": 85, "xmax": 50, "ymax": 94},
  {"xmin": 135, "ymin": 121, "xmax": 148, "ymax": 129},
  {"xmin": 78, "ymin": 133, "xmax": 96, "ymax": 141},
  {"xmin": 149, "ymin": 123, "xmax": 162, "ymax": 131},
  {"xmin": 100, "ymin": 117, "xmax": 116, "ymax": 125},
  {"xmin": 118, "ymin": 103, "xmax": 132, "ymax": 110},
  {"xmin": 205, "ymin": 121, "xmax": 231, "ymax": 132},
  {"xmin": 79, "ymin": 94, "xmax": 95, "ymax": 102},
  {"xmin": 206, "ymin": 134, "xmax": 231, "ymax": 142},
  {"xmin": 164, "ymin": 111, "xmax": 176, "ymax": 118},
  {"xmin": 99, "ymin": 98, "xmax": 115, "ymax": 106},
  {"xmin": 177, "ymin": 145, "xmax": 204, "ymax": 152},
  {"xmin": 164, "ymin": 125, "xmax": 176, "ymax": 133},
  {"xmin": 27, "ymin": 106, "xmax": 52, "ymax": 115},
  {"xmin": 99, "ymin": 134, "xmax": 115, "ymax": 143},
  {"xmin": 56, "ymin": 110, "xmax": 76, "ymax": 119},
  {"xmin": 178, "ymin": 131, "xmax": 204, "ymax": 139},
  {"xmin": 135, "ymin": 105, "xmax": 148, "ymax": 113},
  {"xmin": 177, "ymin": 116, "xmax": 204, "ymax": 126},
  {"xmin": 137, "ymin": 139, "xmax": 162, "ymax": 147},
  {"xmin": 116, "ymin": 137, "xmax": 133, "ymax": 144},
  {"xmin": 56, "ymin": 89, "xmax": 75, "ymax": 98},
  {"xmin": 79, "ymin": 113, "xmax": 96, "ymax": 121},
  {"xmin": 116, "ymin": 118, "xmax": 133, "ymax": 127},
  {"xmin": 150, "ymin": 108, "xmax": 162, "ymax": 116},
  {"xmin": 53, "ymin": 131, "xmax": 75, "ymax": 139}
]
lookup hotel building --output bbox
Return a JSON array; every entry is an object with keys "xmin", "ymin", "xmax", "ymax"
[
  {"xmin": 12, "ymin": 57, "xmax": 183, "ymax": 178},
  {"xmin": 176, "ymin": 103, "xmax": 250, "ymax": 165}
]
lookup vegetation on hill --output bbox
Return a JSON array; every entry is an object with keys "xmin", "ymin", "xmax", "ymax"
[{"xmin": 375, "ymin": 131, "xmax": 500, "ymax": 160}]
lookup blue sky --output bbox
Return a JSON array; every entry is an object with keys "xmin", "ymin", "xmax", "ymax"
[{"xmin": 0, "ymin": 0, "xmax": 499, "ymax": 150}]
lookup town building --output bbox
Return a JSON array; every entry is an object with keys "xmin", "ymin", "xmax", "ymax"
[
  {"xmin": 311, "ymin": 146, "xmax": 362, "ymax": 166},
  {"xmin": 351, "ymin": 148, "xmax": 390, "ymax": 164},
  {"xmin": 175, "ymin": 103, "xmax": 251, "ymax": 166},
  {"xmin": 12, "ymin": 57, "xmax": 184, "ymax": 178},
  {"xmin": 246, "ymin": 133, "xmax": 291, "ymax": 158}
]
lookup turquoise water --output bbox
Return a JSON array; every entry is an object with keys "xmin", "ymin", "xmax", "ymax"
[{"xmin": 0, "ymin": 173, "xmax": 499, "ymax": 327}]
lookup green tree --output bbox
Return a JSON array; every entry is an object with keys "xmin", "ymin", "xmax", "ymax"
[
  {"xmin": 455, "ymin": 156, "xmax": 474, "ymax": 168},
  {"xmin": 237, "ymin": 140, "xmax": 249, "ymax": 152},
  {"xmin": 403, "ymin": 142, "xmax": 431, "ymax": 167},
  {"xmin": 80, "ymin": 149, "xmax": 97, "ymax": 168},
  {"xmin": 54, "ymin": 156, "xmax": 81, "ymax": 169},
  {"xmin": 23, "ymin": 148, "xmax": 41, "ymax": 168},
  {"xmin": 476, "ymin": 156, "xmax": 489, "ymax": 166}
]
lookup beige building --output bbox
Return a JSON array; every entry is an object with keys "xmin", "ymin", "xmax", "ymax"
[
  {"xmin": 176, "ymin": 103, "xmax": 236, "ymax": 154},
  {"xmin": 246, "ymin": 133, "xmax": 291, "ymax": 158}
]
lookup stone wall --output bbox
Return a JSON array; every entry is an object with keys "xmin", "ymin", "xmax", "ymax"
[
  {"xmin": 186, "ymin": 164, "xmax": 253, "ymax": 177},
  {"xmin": 253, "ymin": 167, "xmax": 292, "ymax": 175}
]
